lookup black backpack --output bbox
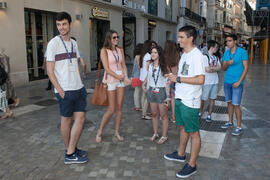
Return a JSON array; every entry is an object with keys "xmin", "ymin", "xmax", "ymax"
[{"xmin": 0, "ymin": 65, "xmax": 8, "ymax": 86}]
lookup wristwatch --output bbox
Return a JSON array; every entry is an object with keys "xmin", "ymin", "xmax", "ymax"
[{"xmin": 177, "ymin": 76, "xmax": 181, "ymax": 83}]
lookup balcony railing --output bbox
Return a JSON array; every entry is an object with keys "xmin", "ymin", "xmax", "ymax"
[{"xmin": 180, "ymin": 7, "xmax": 206, "ymax": 24}]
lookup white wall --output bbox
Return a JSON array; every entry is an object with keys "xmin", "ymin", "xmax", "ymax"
[{"xmin": 0, "ymin": 0, "xmax": 28, "ymax": 86}]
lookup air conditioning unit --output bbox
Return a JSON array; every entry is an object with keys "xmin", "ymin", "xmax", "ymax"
[{"xmin": 0, "ymin": 2, "xmax": 7, "ymax": 9}]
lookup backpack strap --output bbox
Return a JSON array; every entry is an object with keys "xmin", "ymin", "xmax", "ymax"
[{"xmin": 204, "ymin": 54, "xmax": 210, "ymax": 65}]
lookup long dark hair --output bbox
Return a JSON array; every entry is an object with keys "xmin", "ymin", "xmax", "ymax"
[
  {"xmin": 103, "ymin": 29, "xmax": 118, "ymax": 50},
  {"xmin": 134, "ymin": 43, "xmax": 143, "ymax": 57},
  {"xmin": 164, "ymin": 40, "xmax": 180, "ymax": 68},
  {"xmin": 139, "ymin": 40, "xmax": 152, "ymax": 68},
  {"xmin": 151, "ymin": 46, "xmax": 168, "ymax": 75}
]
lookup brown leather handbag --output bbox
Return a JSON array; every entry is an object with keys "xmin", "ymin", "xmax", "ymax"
[{"xmin": 91, "ymin": 61, "xmax": 108, "ymax": 106}]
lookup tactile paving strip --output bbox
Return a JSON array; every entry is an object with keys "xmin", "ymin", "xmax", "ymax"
[
  {"xmin": 213, "ymin": 105, "xmax": 228, "ymax": 114},
  {"xmin": 199, "ymin": 118, "xmax": 227, "ymax": 133}
]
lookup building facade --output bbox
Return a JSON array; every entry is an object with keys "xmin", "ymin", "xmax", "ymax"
[
  {"xmin": 0, "ymin": 0, "xmax": 178, "ymax": 86},
  {"xmin": 177, "ymin": 0, "xmax": 207, "ymax": 46}
]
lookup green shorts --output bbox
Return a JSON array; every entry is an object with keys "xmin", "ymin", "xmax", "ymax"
[{"xmin": 175, "ymin": 99, "xmax": 200, "ymax": 133}]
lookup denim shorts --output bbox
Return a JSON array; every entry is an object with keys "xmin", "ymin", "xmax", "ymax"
[
  {"xmin": 201, "ymin": 84, "xmax": 218, "ymax": 101},
  {"xmin": 147, "ymin": 87, "xmax": 167, "ymax": 104},
  {"xmin": 107, "ymin": 81, "xmax": 125, "ymax": 91},
  {"xmin": 224, "ymin": 83, "xmax": 243, "ymax": 105},
  {"xmin": 55, "ymin": 87, "xmax": 87, "ymax": 117}
]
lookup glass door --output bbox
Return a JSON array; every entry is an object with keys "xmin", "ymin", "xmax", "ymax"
[{"xmin": 25, "ymin": 9, "xmax": 57, "ymax": 81}]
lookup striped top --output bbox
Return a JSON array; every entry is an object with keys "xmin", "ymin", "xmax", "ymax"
[{"xmin": 46, "ymin": 36, "xmax": 83, "ymax": 93}]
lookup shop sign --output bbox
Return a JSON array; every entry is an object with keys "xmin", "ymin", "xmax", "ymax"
[
  {"xmin": 92, "ymin": 7, "xmax": 109, "ymax": 19},
  {"xmin": 148, "ymin": 20, "xmax": 156, "ymax": 27}
]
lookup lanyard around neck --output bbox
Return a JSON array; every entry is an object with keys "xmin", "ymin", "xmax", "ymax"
[
  {"xmin": 152, "ymin": 64, "xmax": 160, "ymax": 86},
  {"xmin": 112, "ymin": 48, "xmax": 119, "ymax": 68},
  {"xmin": 59, "ymin": 35, "xmax": 73, "ymax": 63}
]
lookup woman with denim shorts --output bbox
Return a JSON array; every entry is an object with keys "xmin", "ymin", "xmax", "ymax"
[
  {"xmin": 143, "ymin": 46, "xmax": 170, "ymax": 144},
  {"xmin": 96, "ymin": 30, "xmax": 131, "ymax": 143}
]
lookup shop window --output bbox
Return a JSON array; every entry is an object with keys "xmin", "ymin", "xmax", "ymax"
[
  {"xmin": 148, "ymin": 0, "xmax": 157, "ymax": 16},
  {"xmin": 166, "ymin": 31, "xmax": 171, "ymax": 40},
  {"xmin": 24, "ymin": 9, "xmax": 57, "ymax": 81}
]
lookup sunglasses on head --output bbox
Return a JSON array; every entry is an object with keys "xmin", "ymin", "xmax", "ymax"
[{"xmin": 112, "ymin": 36, "xmax": 119, "ymax": 39}]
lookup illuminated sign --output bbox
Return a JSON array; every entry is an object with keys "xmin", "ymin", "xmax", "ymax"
[
  {"xmin": 92, "ymin": 7, "xmax": 109, "ymax": 19},
  {"xmin": 148, "ymin": 20, "xmax": 157, "ymax": 27}
]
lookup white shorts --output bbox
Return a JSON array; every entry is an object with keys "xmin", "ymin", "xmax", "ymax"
[{"xmin": 107, "ymin": 81, "xmax": 125, "ymax": 91}]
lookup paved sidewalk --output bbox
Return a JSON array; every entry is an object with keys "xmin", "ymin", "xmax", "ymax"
[{"xmin": 0, "ymin": 64, "xmax": 270, "ymax": 180}]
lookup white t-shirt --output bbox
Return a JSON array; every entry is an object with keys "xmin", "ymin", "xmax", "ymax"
[
  {"xmin": 46, "ymin": 36, "xmax": 83, "ymax": 93},
  {"xmin": 139, "ymin": 53, "xmax": 151, "ymax": 82},
  {"xmin": 147, "ymin": 63, "xmax": 167, "ymax": 88},
  {"xmin": 203, "ymin": 54, "xmax": 220, "ymax": 85},
  {"xmin": 175, "ymin": 47, "xmax": 205, "ymax": 108}
]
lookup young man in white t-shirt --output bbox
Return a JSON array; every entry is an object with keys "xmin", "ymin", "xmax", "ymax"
[
  {"xmin": 164, "ymin": 26, "xmax": 205, "ymax": 178},
  {"xmin": 199, "ymin": 40, "xmax": 221, "ymax": 122},
  {"xmin": 46, "ymin": 12, "xmax": 88, "ymax": 164}
]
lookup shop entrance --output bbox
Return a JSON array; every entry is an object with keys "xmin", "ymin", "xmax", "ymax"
[
  {"xmin": 89, "ymin": 18, "xmax": 110, "ymax": 70},
  {"xmin": 123, "ymin": 16, "xmax": 136, "ymax": 63}
]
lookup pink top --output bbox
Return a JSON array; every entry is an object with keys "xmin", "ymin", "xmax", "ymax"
[{"xmin": 103, "ymin": 47, "xmax": 123, "ymax": 83}]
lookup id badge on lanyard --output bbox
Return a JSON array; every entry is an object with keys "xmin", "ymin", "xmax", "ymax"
[
  {"xmin": 59, "ymin": 35, "xmax": 75, "ymax": 72},
  {"xmin": 152, "ymin": 87, "xmax": 160, "ymax": 93}
]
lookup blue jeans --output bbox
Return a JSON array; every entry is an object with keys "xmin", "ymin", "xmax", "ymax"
[{"xmin": 224, "ymin": 83, "xmax": 243, "ymax": 105}]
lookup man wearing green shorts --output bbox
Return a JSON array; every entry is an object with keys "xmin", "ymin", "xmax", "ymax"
[{"xmin": 164, "ymin": 26, "xmax": 205, "ymax": 178}]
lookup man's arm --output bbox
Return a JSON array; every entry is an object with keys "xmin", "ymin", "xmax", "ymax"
[
  {"xmin": 222, "ymin": 59, "xmax": 233, "ymax": 71},
  {"xmin": 166, "ymin": 74, "xmax": 205, "ymax": 85},
  {"xmin": 232, "ymin": 60, "xmax": 248, "ymax": 88},
  {"xmin": 47, "ymin": 61, "xmax": 65, "ymax": 98},
  {"xmin": 79, "ymin": 58, "xmax": 87, "ymax": 74}
]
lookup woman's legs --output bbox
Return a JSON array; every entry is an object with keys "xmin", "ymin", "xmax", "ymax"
[
  {"xmin": 134, "ymin": 86, "xmax": 142, "ymax": 109},
  {"xmin": 150, "ymin": 102, "xmax": 159, "ymax": 136},
  {"xmin": 158, "ymin": 103, "xmax": 169, "ymax": 138},
  {"xmin": 115, "ymin": 87, "xmax": 125, "ymax": 139},
  {"xmin": 96, "ymin": 90, "xmax": 116, "ymax": 141}
]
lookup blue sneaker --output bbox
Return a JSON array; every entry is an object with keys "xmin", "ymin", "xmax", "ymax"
[
  {"xmin": 176, "ymin": 163, "xmax": 197, "ymax": 178},
  {"xmin": 206, "ymin": 115, "xmax": 212, "ymax": 122},
  {"xmin": 232, "ymin": 127, "xmax": 242, "ymax": 136},
  {"xmin": 64, "ymin": 152, "xmax": 88, "ymax": 164},
  {"xmin": 221, "ymin": 122, "xmax": 233, "ymax": 129},
  {"xmin": 76, "ymin": 148, "xmax": 88, "ymax": 157},
  {"xmin": 65, "ymin": 148, "xmax": 88, "ymax": 157},
  {"xmin": 164, "ymin": 151, "xmax": 186, "ymax": 162}
]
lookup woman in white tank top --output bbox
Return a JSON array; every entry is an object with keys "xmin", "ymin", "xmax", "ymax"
[{"xmin": 142, "ymin": 46, "xmax": 170, "ymax": 144}]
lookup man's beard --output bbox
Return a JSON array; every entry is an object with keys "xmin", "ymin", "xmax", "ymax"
[{"xmin": 60, "ymin": 30, "xmax": 70, "ymax": 36}]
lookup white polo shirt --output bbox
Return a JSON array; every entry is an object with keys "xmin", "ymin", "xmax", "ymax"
[
  {"xmin": 175, "ymin": 47, "xmax": 205, "ymax": 108},
  {"xmin": 46, "ymin": 36, "xmax": 83, "ymax": 93}
]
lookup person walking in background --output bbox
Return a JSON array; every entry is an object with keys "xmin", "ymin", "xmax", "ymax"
[
  {"xmin": 143, "ymin": 46, "xmax": 170, "ymax": 144},
  {"xmin": 71, "ymin": 37, "xmax": 87, "ymax": 79},
  {"xmin": 0, "ymin": 50, "xmax": 20, "ymax": 107},
  {"xmin": 164, "ymin": 40, "xmax": 181, "ymax": 123},
  {"xmin": 95, "ymin": 30, "xmax": 131, "ymax": 143},
  {"xmin": 0, "ymin": 56, "xmax": 13, "ymax": 120},
  {"xmin": 132, "ymin": 43, "xmax": 143, "ymax": 111},
  {"xmin": 46, "ymin": 12, "xmax": 88, "ymax": 164},
  {"xmin": 42, "ymin": 45, "xmax": 52, "ymax": 91},
  {"xmin": 139, "ymin": 40, "xmax": 153, "ymax": 120},
  {"xmin": 221, "ymin": 34, "xmax": 248, "ymax": 136},
  {"xmin": 164, "ymin": 26, "xmax": 205, "ymax": 178},
  {"xmin": 199, "ymin": 40, "xmax": 221, "ymax": 122}
]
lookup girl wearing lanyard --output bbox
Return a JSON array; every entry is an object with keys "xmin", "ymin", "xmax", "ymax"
[
  {"xmin": 143, "ymin": 46, "xmax": 170, "ymax": 144},
  {"xmin": 96, "ymin": 30, "xmax": 130, "ymax": 143}
]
